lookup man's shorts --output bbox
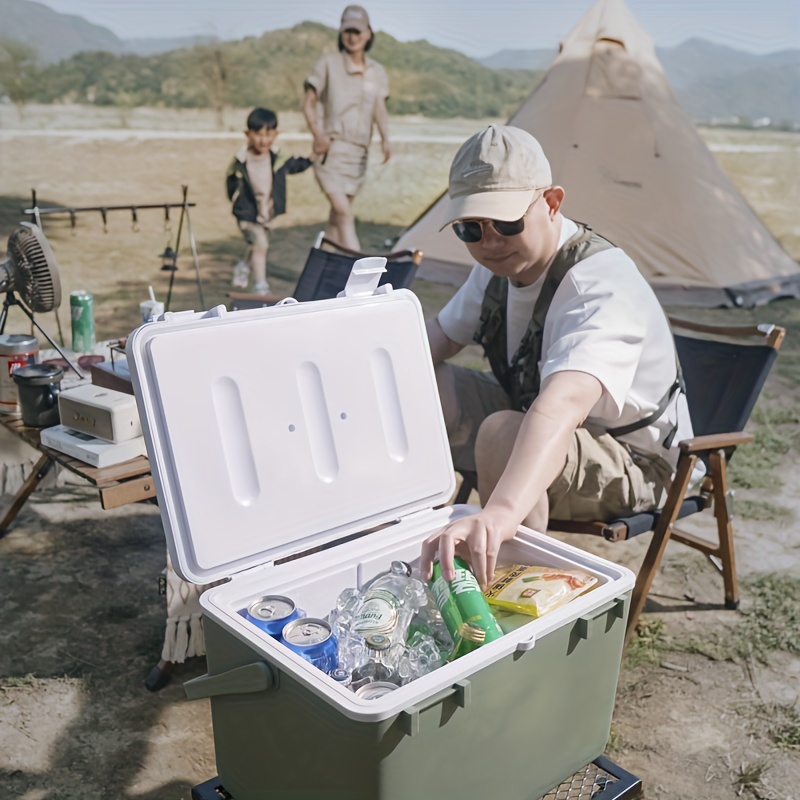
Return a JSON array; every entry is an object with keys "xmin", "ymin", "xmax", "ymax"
[
  {"xmin": 314, "ymin": 140, "xmax": 368, "ymax": 197},
  {"xmin": 448, "ymin": 365, "xmax": 673, "ymax": 521},
  {"xmin": 238, "ymin": 220, "xmax": 269, "ymax": 252}
]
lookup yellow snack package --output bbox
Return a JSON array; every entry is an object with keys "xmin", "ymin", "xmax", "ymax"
[{"xmin": 484, "ymin": 564, "xmax": 599, "ymax": 618}]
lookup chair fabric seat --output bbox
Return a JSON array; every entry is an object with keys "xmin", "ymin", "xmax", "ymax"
[
  {"xmin": 613, "ymin": 495, "xmax": 707, "ymax": 539},
  {"xmin": 293, "ymin": 247, "xmax": 419, "ymax": 302}
]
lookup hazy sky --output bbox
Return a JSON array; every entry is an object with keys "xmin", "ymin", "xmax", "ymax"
[{"xmin": 36, "ymin": 0, "xmax": 800, "ymax": 57}]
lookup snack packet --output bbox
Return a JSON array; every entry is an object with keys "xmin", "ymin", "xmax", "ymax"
[{"xmin": 484, "ymin": 565, "xmax": 599, "ymax": 618}]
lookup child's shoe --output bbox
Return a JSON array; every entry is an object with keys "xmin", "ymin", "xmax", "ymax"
[
  {"xmin": 232, "ymin": 260, "xmax": 250, "ymax": 288},
  {"xmin": 252, "ymin": 280, "xmax": 271, "ymax": 296}
]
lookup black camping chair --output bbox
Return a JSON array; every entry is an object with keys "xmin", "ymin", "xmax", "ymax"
[
  {"xmin": 228, "ymin": 234, "xmax": 422, "ymax": 311},
  {"xmin": 454, "ymin": 317, "xmax": 785, "ymax": 646}
]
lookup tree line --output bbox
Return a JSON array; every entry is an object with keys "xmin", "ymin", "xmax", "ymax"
[{"xmin": 0, "ymin": 22, "xmax": 540, "ymax": 123}]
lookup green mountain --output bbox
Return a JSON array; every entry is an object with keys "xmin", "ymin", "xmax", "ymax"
[
  {"xmin": 28, "ymin": 22, "xmax": 540, "ymax": 118},
  {"xmin": 0, "ymin": 0, "xmax": 121, "ymax": 64},
  {"xmin": 0, "ymin": 0, "xmax": 216, "ymax": 63}
]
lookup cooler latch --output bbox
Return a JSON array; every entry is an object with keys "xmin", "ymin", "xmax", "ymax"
[
  {"xmin": 575, "ymin": 596, "xmax": 627, "ymax": 640},
  {"xmin": 161, "ymin": 305, "xmax": 228, "ymax": 324},
  {"xmin": 399, "ymin": 679, "xmax": 472, "ymax": 736},
  {"xmin": 183, "ymin": 661, "xmax": 275, "ymax": 700},
  {"xmin": 341, "ymin": 257, "xmax": 388, "ymax": 298}
]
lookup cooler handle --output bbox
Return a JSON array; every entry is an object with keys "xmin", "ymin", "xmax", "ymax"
[
  {"xmin": 183, "ymin": 661, "xmax": 275, "ymax": 700},
  {"xmin": 399, "ymin": 679, "xmax": 471, "ymax": 736},
  {"xmin": 515, "ymin": 633, "xmax": 537, "ymax": 652},
  {"xmin": 576, "ymin": 597, "xmax": 626, "ymax": 640}
]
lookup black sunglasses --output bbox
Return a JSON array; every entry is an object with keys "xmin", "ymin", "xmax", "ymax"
[
  {"xmin": 451, "ymin": 190, "xmax": 549, "ymax": 243},
  {"xmin": 452, "ymin": 215, "xmax": 526, "ymax": 243}
]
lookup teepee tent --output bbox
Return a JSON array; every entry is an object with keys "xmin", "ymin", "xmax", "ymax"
[{"xmin": 396, "ymin": 0, "xmax": 800, "ymax": 307}]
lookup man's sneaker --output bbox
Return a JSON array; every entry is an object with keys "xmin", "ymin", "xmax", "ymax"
[
  {"xmin": 252, "ymin": 280, "xmax": 271, "ymax": 296},
  {"xmin": 231, "ymin": 260, "xmax": 250, "ymax": 288}
]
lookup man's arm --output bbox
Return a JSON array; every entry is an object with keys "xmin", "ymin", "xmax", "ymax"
[
  {"xmin": 374, "ymin": 95, "xmax": 391, "ymax": 163},
  {"xmin": 426, "ymin": 316, "xmax": 463, "ymax": 365},
  {"xmin": 302, "ymin": 88, "xmax": 330, "ymax": 157},
  {"xmin": 420, "ymin": 370, "xmax": 603, "ymax": 587}
]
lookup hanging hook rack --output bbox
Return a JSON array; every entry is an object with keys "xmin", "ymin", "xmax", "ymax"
[{"xmin": 22, "ymin": 189, "xmax": 204, "ymax": 312}]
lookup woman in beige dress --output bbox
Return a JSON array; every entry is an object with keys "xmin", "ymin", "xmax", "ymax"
[{"xmin": 303, "ymin": 5, "xmax": 391, "ymax": 251}]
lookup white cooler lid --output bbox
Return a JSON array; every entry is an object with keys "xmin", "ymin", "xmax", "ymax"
[{"xmin": 127, "ymin": 289, "xmax": 455, "ymax": 584}]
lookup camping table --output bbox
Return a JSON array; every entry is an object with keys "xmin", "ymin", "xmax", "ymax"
[
  {"xmin": 191, "ymin": 756, "xmax": 643, "ymax": 800},
  {"xmin": 0, "ymin": 414, "xmax": 155, "ymax": 537}
]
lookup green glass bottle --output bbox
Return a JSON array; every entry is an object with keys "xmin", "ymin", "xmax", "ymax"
[
  {"xmin": 449, "ymin": 622, "xmax": 487, "ymax": 661},
  {"xmin": 429, "ymin": 556, "xmax": 504, "ymax": 656}
]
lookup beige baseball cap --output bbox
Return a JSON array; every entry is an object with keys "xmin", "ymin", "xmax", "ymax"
[
  {"xmin": 439, "ymin": 125, "xmax": 552, "ymax": 230},
  {"xmin": 340, "ymin": 5, "xmax": 371, "ymax": 32}
]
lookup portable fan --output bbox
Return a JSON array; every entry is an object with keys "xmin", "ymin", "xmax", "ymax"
[
  {"xmin": 0, "ymin": 221, "xmax": 62, "ymax": 314},
  {"xmin": 0, "ymin": 222, "xmax": 80, "ymax": 377}
]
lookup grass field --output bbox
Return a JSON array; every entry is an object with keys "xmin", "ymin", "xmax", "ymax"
[{"xmin": 0, "ymin": 106, "xmax": 798, "ymax": 346}]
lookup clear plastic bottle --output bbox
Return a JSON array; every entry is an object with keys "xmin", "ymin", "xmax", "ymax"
[
  {"xmin": 350, "ymin": 561, "xmax": 427, "ymax": 674},
  {"xmin": 351, "ymin": 633, "xmax": 401, "ymax": 687}
]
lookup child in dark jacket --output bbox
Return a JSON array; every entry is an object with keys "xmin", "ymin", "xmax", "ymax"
[{"xmin": 226, "ymin": 107, "xmax": 312, "ymax": 295}]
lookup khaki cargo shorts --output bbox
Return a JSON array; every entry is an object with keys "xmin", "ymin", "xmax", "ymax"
[
  {"xmin": 314, "ymin": 139, "xmax": 369, "ymax": 197},
  {"xmin": 448, "ymin": 365, "xmax": 673, "ymax": 521},
  {"xmin": 238, "ymin": 220, "xmax": 270, "ymax": 252}
]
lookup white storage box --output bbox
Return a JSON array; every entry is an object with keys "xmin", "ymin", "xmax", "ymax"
[
  {"xmin": 58, "ymin": 382, "xmax": 142, "ymax": 442},
  {"xmin": 40, "ymin": 424, "xmax": 146, "ymax": 467},
  {"xmin": 127, "ymin": 265, "xmax": 635, "ymax": 800}
]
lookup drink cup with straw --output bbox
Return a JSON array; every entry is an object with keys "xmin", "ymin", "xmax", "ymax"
[{"xmin": 140, "ymin": 286, "xmax": 164, "ymax": 324}]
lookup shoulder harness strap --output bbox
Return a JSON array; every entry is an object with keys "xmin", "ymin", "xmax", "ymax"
[{"xmin": 474, "ymin": 223, "xmax": 614, "ymax": 410}]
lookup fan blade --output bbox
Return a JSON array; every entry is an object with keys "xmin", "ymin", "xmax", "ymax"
[{"xmin": 5, "ymin": 223, "xmax": 62, "ymax": 313}]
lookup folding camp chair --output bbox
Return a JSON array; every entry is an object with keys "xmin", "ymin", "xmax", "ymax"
[
  {"xmin": 454, "ymin": 317, "xmax": 785, "ymax": 646},
  {"xmin": 228, "ymin": 234, "xmax": 422, "ymax": 310}
]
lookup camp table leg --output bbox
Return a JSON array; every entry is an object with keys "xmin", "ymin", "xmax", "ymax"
[{"xmin": 0, "ymin": 454, "xmax": 54, "ymax": 538}]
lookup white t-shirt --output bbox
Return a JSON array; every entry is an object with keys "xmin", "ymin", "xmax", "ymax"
[{"xmin": 437, "ymin": 217, "xmax": 695, "ymax": 470}]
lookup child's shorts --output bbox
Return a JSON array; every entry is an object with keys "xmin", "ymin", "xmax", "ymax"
[
  {"xmin": 314, "ymin": 140, "xmax": 368, "ymax": 197},
  {"xmin": 238, "ymin": 220, "xmax": 270, "ymax": 251},
  {"xmin": 447, "ymin": 364, "xmax": 673, "ymax": 521}
]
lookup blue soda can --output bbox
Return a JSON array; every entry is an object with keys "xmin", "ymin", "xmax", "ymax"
[
  {"xmin": 281, "ymin": 618, "xmax": 338, "ymax": 674},
  {"xmin": 245, "ymin": 595, "xmax": 301, "ymax": 637}
]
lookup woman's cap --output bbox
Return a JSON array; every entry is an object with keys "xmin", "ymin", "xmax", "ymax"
[
  {"xmin": 340, "ymin": 5, "xmax": 371, "ymax": 32},
  {"xmin": 438, "ymin": 125, "xmax": 553, "ymax": 230}
]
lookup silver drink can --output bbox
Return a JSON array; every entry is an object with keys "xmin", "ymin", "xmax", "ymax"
[
  {"xmin": 281, "ymin": 618, "xmax": 338, "ymax": 674},
  {"xmin": 354, "ymin": 681, "xmax": 399, "ymax": 700},
  {"xmin": 245, "ymin": 595, "xmax": 300, "ymax": 637},
  {"xmin": 0, "ymin": 334, "xmax": 38, "ymax": 416}
]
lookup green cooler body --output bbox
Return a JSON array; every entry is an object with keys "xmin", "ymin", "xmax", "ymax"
[{"xmin": 127, "ymin": 261, "xmax": 635, "ymax": 800}]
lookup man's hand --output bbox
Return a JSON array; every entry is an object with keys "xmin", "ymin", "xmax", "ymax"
[
  {"xmin": 382, "ymin": 141, "xmax": 391, "ymax": 163},
  {"xmin": 420, "ymin": 507, "xmax": 518, "ymax": 590},
  {"xmin": 418, "ymin": 370, "xmax": 605, "ymax": 588}
]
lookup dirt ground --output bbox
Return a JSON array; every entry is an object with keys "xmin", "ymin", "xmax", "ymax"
[
  {"xmin": 1, "ymin": 111, "xmax": 799, "ymax": 799},
  {"xmin": 2, "ymin": 462, "xmax": 799, "ymax": 800}
]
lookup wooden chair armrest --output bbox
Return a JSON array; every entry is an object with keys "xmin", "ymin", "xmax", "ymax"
[
  {"xmin": 319, "ymin": 236, "xmax": 423, "ymax": 264},
  {"xmin": 679, "ymin": 432, "xmax": 755, "ymax": 453},
  {"xmin": 548, "ymin": 519, "xmax": 628, "ymax": 542},
  {"xmin": 668, "ymin": 317, "xmax": 785, "ymax": 349},
  {"xmin": 226, "ymin": 291, "xmax": 282, "ymax": 302}
]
